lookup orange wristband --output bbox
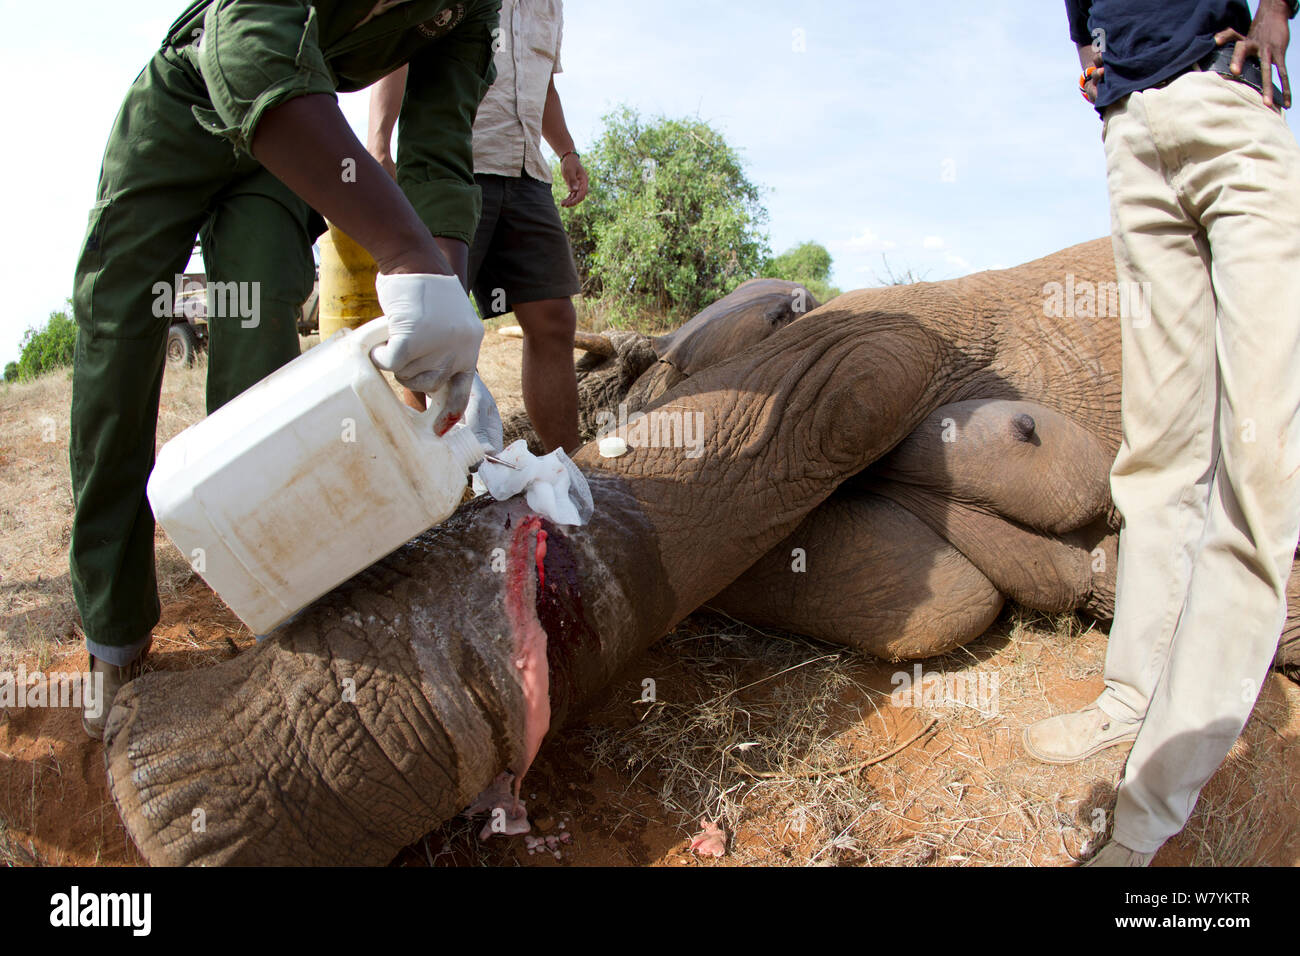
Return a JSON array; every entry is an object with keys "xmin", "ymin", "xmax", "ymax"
[{"xmin": 1079, "ymin": 65, "xmax": 1100, "ymax": 102}]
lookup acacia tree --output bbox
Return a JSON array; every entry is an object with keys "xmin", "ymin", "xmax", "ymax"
[
  {"xmin": 762, "ymin": 241, "xmax": 841, "ymax": 303},
  {"xmin": 557, "ymin": 107, "xmax": 769, "ymax": 322}
]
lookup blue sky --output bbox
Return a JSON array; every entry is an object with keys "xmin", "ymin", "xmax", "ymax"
[{"xmin": 1, "ymin": 0, "xmax": 1295, "ymax": 365}]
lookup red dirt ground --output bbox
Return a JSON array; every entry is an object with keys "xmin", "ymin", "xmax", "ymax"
[{"xmin": 3, "ymin": 577, "xmax": 1296, "ymax": 867}]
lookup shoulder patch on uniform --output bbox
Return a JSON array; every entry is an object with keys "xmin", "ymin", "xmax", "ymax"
[{"xmin": 417, "ymin": 3, "xmax": 466, "ymax": 38}]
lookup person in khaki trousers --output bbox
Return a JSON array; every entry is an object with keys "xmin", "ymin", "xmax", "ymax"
[{"xmin": 1025, "ymin": 0, "xmax": 1300, "ymax": 865}]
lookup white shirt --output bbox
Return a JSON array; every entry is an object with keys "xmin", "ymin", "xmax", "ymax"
[{"xmin": 472, "ymin": 0, "xmax": 565, "ymax": 182}]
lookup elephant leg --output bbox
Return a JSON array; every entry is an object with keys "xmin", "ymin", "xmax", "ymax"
[
  {"xmin": 712, "ymin": 399, "xmax": 1122, "ymax": 657},
  {"xmin": 622, "ymin": 360, "xmax": 687, "ymax": 418},
  {"xmin": 501, "ymin": 280, "xmax": 818, "ymax": 452},
  {"xmin": 1072, "ymin": 517, "xmax": 1119, "ymax": 620},
  {"xmin": 876, "ymin": 481, "xmax": 1100, "ymax": 614},
  {"xmin": 710, "ymin": 490, "xmax": 1004, "ymax": 660}
]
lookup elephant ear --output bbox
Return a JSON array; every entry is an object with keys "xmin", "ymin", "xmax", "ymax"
[{"xmin": 653, "ymin": 278, "xmax": 819, "ymax": 376}]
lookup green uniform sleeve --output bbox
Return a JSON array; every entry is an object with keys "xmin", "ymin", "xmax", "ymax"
[
  {"xmin": 396, "ymin": 2, "xmax": 499, "ymax": 243},
  {"xmin": 191, "ymin": 0, "xmax": 338, "ymax": 156}
]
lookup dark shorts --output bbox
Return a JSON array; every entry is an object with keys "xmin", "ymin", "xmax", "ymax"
[{"xmin": 468, "ymin": 172, "xmax": 582, "ymax": 317}]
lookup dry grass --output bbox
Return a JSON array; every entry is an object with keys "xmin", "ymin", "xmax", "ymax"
[
  {"xmin": 580, "ymin": 618, "xmax": 882, "ymax": 865},
  {"xmin": 575, "ymin": 296, "xmax": 679, "ymax": 337},
  {"xmin": 573, "ymin": 604, "xmax": 1295, "ymax": 867},
  {"xmin": 0, "ymin": 815, "xmax": 40, "ymax": 867},
  {"xmin": 1181, "ymin": 686, "xmax": 1296, "ymax": 866},
  {"xmin": 484, "ymin": 296, "xmax": 671, "ymax": 350},
  {"xmin": 0, "ymin": 368, "xmax": 78, "ymax": 666},
  {"xmin": 575, "ymin": 608, "xmax": 1106, "ymax": 866}
]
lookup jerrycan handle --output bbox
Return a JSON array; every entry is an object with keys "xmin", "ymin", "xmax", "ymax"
[{"xmin": 354, "ymin": 316, "xmax": 484, "ymax": 473}]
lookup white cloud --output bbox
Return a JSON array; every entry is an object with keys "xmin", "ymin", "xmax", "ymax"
[
  {"xmin": 923, "ymin": 236, "xmax": 945, "ymax": 250},
  {"xmin": 945, "ymin": 253, "xmax": 973, "ymax": 273},
  {"xmin": 829, "ymin": 228, "xmax": 897, "ymax": 255}
]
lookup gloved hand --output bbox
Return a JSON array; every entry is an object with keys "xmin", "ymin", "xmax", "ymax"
[
  {"xmin": 463, "ymin": 373, "xmax": 504, "ymax": 452},
  {"xmin": 371, "ymin": 272, "xmax": 483, "ymax": 434}
]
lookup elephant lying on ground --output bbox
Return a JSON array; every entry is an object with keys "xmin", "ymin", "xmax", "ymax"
[
  {"xmin": 506, "ymin": 267, "xmax": 1126, "ymax": 659},
  {"xmin": 511, "ymin": 251, "xmax": 1300, "ymax": 668},
  {"xmin": 105, "ymin": 238, "xmax": 1299, "ymax": 865}
]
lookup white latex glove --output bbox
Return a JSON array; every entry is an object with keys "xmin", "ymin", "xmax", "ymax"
[
  {"xmin": 371, "ymin": 272, "xmax": 483, "ymax": 434},
  {"xmin": 464, "ymin": 373, "xmax": 504, "ymax": 452}
]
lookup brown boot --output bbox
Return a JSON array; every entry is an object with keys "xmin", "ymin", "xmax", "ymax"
[
  {"xmin": 1022, "ymin": 704, "xmax": 1139, "ymax": 764},
  {"xmin": 1084, "ymin": 840, "xmax": 1155, "ymax": 867},
  {"xmin": 82, "ymin": 640, "xmax": 152, "ymax": 741}
]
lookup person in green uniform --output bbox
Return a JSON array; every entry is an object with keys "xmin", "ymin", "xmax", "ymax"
[{"xmin": 72, "ymin": 0, "xmax": 502, "ymax": 739}]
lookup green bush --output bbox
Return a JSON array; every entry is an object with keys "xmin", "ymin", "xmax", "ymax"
[
  {"xmin": 557, "ymin": 107, "xmax": 770, "ymax": 325},
  {"xmin": 761, "ymin": 241, "xmax": 841, "ymax": 303},
  {"xmin": 13, "ymin": 303, "xmax": 77, "ymax": 382}
]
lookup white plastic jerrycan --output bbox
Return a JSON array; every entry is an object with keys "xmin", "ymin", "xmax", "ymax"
[{"xmin": 147, "ymin": 317, "xmax": 484, "ymax": 635}]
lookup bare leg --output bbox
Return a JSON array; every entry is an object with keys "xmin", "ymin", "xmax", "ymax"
[{"xmin": 511, "ymin": 297, "xmax": 580, "ymax": 453}]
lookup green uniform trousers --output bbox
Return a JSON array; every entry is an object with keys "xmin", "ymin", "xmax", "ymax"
[{"xmin": 70, "ymin": 43, "xmax": 322, "ymax": 665}]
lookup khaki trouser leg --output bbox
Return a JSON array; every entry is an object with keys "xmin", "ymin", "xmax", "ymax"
[
  {"xmin": 1100, "ymin": 71, "xmax": 1300, "ymax": 852},
  {"xmin": 1098, "ymin": 91, "xmax": 1219, "ymax": 726}
]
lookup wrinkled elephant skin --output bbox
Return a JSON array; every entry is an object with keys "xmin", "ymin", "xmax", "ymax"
[{"xmin": 105, "ymin": 239, "xmax": 1298, "ymax": 865}]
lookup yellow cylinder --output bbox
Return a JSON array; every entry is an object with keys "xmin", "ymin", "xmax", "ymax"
[{"xmin": 318, "ymin": 223, "xmax": 382, "ymax": 340}]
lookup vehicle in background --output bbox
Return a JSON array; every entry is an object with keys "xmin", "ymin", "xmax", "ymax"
[{"xmin": 165, "ymin": 244, "xmax": 321, "ymax": 368}]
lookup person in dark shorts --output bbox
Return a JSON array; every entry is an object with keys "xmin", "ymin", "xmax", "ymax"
[{"xmin": 371, "ymin": 0, "xmax": 587, "ymax": 452}]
